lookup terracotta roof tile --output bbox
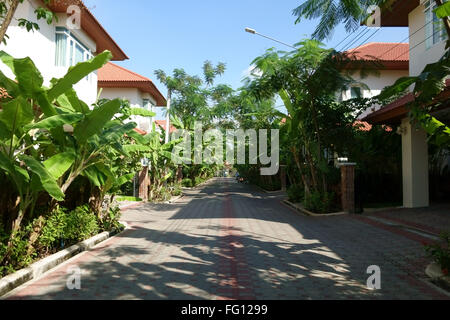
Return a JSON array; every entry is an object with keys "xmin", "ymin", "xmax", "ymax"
[
  {"xmin": 98, "ymin": 63, "xmax": 167, "ymax": 106},
  {"xmin": 345, "ymin": 42, "xmax": 409, "ymax": 62},
  {"xmin": 0, "ymin": 87, "xmax": 11, "ymax": 100},
  {"xmin": 155, "ymin": 120, "xmax": 177, "ymax": 134},
  {"xmin": 98, "ymin": 62, "xmax": 150, "ymax": 82}
]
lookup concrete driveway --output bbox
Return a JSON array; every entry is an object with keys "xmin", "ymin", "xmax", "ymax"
[{"xmin": 4, "ymin": 178, "xmax": 449, "ymax": 300}]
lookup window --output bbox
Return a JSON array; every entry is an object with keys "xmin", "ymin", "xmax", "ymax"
[
  {"xmin": 424, "ymin": 1, "xmax": 447, "ymax": 49},
  {"xmin": 350, "ymin": 87, "xmax": 362, "ymax": 99},
  {"xmin": 55, "ymin": 27, "xmax": 94, "ymax": 80},
  {"xmin": 143, "ymin": 99, "xmax": 151, "ymax": 110},
  {"xmin": 55, "ymin": 33, "xmax": 67, "ymax": 66}
]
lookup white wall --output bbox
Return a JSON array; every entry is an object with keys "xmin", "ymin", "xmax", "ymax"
[
  {"xmin": 100, "ymin": 87, "xmax": 157, "ymax": 132},
  {"xmin": 0, "ymin": 0, "xmax": 99, "ymax": 106},
  {"xmin": 341, "ymin": 69, "xmax": 409, "ymax": 118},
  {"xmin": 409, "ymin": 4, "xmax": 446, "ymax": 77}
]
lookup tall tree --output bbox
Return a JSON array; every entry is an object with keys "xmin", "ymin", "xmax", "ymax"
[
  {"xmin": 293, "ymin": 0, "xmax": 450, "ymax": 41},
  {"xmin": 155, "ymin": 61, "xmax": 226, "ymax": 129},
  {"xmin": 245, "ymin": 40, "xmax": 364, "ymax": 197},
  {"xmin": 0, "ymin": 0, "xmax": 56, "ymax": 44}
]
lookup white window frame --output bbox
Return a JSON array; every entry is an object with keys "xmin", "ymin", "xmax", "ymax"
[
  {"xmin": 350, "ymin": 86, "xmax": 362, "ymax": 99},
  {"xmin": 55, "ymin": 27, "xmax": 94, "ymax": 81},
  {"xmin": 424, "ymin": 0, "xmax": 447, "ymax": 49}
]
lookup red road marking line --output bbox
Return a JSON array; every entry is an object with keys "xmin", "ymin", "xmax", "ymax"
[
  {"xmin": 351, "ymin": 215, "xmax": 435, "ymax": 246},
  {"xmin": 216, "ymin": 181, "xmax": 256, "ymax": 300}
]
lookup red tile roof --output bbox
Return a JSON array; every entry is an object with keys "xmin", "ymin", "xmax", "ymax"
[
  {"xmin": 98, "ymin": 63, "xmax": 167, "ymax": 106},
  {"xmin": 346, "ymin": 42, "xmax": 409, "ymax": 61},
  {"xmin": 155, "ymin": 120, "xmax": 177, "ymax": 134},
  {"xmin": 342, "ymin": 42, "xmax": 409, "ymax": 70},
  {"xmin": 134, "ymin": 128, "xmax": 147, "ymax": 135},
  {"xmin": 353, "ymin": 121, "xmax": 393, "ymax": 132},
  {"xmin": 0, "ymin": 87, "xmax": 11, "ymax": 100}
]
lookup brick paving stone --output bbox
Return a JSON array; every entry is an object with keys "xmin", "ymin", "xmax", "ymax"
[{"xmin": 2, "ymin": 178, "xmax": 449, "ymax": 300}]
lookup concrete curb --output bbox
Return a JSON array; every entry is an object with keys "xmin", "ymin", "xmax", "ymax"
[
  {"xmin": 0, "ymin": 225, "xmax": 126, "ymax": 298},
  {"xmin": 166, "ymin": 194, "xmax": 184, "ymax": 204},
  {"xmin": 363, "ymin": 206, "xmax": 403, "ymax": 213},
  {"xmin": 282, "ymin": 199, "xmax": 348, "ymax": 217},
  {"xmin": 181, "ymin": 178, "xmax": 215, "ymax": 191},
  {"xmin": 426, "ymin": 262, "xmax": 450, "ymax": 292},
  {"xmin": 119, "ymin": 201, "xmax": 145, "ymax": 211},
  {"xmin": 251, "ymin": 183, "xmax": 284, "ymax": 195}
]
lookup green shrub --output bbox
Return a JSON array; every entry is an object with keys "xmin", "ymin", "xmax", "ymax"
[
  {"xmin": 158, "ymin": 186, "xmax": 172, "ymax": 202},
  {"xmin": 99, "ymin": 206, "xmax": 124, "ymax": 233},
  {"xmin": 425, "ymin": 232, "xmax": 450, "ymax": 275},
  {"xmin": 65, "ymin": 206, "xmax": 99, "ymax": 243},
  {"xmin": 194, "ymin": 177, "xmax": 204, "ymax": 186},
  {"xmin": 115, "ymin": 196, "xmax": 142, "ymax": 202},
  {"xmin": 182, "ymin": 178, "xmax": 193, "ymax": 188},
  {"xmin": 39, "ymin": 206, "xmax": 99, "ymax": 250},
  {"xmin": 38, "ymin": 208, "xmax": 68, "ymax": 249},
  {"xmin": 0, "ymin": 223, "xmax": 35, "ymax": 277},
  {"xmin": 287, "ymin": 184, "xmax": 304, "ymax": 203},
  {"xmin": 303, "ymin": 191, "xmax": 335, "ymax": 214},
  {"xmin": 172, "ymin": 184, "xmax": 183, "ymax": 196}
]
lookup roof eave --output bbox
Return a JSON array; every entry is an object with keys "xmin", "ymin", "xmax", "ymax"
[
  {"xmin": 378, "ymin": 0, "xmax": 420, "ymax": 27},
  {"xmin": 341, "ymin": 60, "xmax": 409, "ymax": 71},
  {"xmin": 98, "ymin": 81, "xmax": 167, "ymax": 106},
  {"xmin": 364, "ymin": 80, "xmax": 450, "ymax": 125},
  {"xmin": 48, "ymin": 0, "xmax": 128, "ymax": 61}
]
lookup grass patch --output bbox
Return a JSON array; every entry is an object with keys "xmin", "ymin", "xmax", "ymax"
[{"xmin": 115, "ymin": 196, "xmax": 143, "ymax": 202}]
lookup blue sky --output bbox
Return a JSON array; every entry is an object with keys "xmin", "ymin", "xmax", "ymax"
[{"xmin": 84, "ymin": 0, "xmax": 409, "ymax": 118}]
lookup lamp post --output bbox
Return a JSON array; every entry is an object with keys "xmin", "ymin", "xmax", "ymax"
[
  {"xmin": 165, "ymin": 89, "xmax": 171, "ymax": 144},
  {"xmin": 244, "ymin": 27, "xmax": 296, "ymax": 49}
]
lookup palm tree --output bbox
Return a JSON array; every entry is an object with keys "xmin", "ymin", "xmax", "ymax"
[
  {"xmin": 293, "ymin": 0, "xmax": 450, "ymax": 41},
  {"xmin": 245, "ymin": 40, "xmax": 359, "ymax": 196}
]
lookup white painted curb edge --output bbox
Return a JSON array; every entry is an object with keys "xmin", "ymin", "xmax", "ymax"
[{"xmin": 0, "ymin": 223, "xmax": 128, "ymax": 298}]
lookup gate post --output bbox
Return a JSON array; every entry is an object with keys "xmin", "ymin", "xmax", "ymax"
[
  {"xmin": 280, "ymin": 165, "xmax": 287, "ymax": 192},
  {"xmin": 138, "ymin": 166, "xmax": 149, "ymax": 201},
  {"xmin": 177, "ymin": 165, "xmax": 183, "ymax": 183},
  {"xmin": 340, "ymin": 163, "xmax": 356, "ymax": 214}
]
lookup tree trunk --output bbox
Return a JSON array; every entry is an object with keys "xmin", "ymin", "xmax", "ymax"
[
  {"xmin": 0, "ymin": 0, "xmax": 20, "ymax": 44},
  {"xmin": 89, "ymin": 187, "xmax": 103, "ymax": 219},
  {"xmin": 291, "ymin": 146, "xmax": 310, "ymax": 196}
]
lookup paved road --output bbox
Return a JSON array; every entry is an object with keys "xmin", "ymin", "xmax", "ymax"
[{"xmin": 4, "ymin": 178, "xmax": 449, "ymax": 300}]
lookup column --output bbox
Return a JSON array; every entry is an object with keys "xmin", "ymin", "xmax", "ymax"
[{"xmin": 401, "ymin": 118, "xmax": 429, "ymax": 208}]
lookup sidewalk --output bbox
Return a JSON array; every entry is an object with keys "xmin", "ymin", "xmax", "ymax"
[{"xmin": 363, "ymin": 204, "xmax": 450, "ymax": 236}]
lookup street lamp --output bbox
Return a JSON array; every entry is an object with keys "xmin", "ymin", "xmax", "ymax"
[
  {"xmin": 165, "ymin": 90, "xmax": 171, "ymax": 144},
  {"xmin": 245, "ymin": 27, "xmax": 296, "ymax": 49}
]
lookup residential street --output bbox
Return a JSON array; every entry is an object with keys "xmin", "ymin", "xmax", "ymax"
[{"xmin": 4, "ymin": 178, "xmax": 449, "ymax": 300}]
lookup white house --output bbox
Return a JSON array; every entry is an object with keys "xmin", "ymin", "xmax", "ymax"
[
  {"xmin": 364, "ymin": 0, "xmax": 450, "ymax": 208},
  {"xmin": 0, "ymin": 0, "xmax": 128, "ymax": 106},
  {"xmin": 340, "ymin": 42, "xmax": 410, "ymax": 119},
  {"xmin": 97, "ymin": 62, "xmax": 167, "ymax": 133}
]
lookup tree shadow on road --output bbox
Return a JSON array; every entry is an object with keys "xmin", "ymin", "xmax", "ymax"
[{"xmin": 10, "ymin": 180, "xmax": 446, "ymax": 300}]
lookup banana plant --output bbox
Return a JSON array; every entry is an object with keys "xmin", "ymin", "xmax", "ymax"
[
  {"xmin": 123, "ymin": 123, "xmax": 182, "ymax": 200},
  {"xmin": 81, "ymin": 106, "xmax": 156, "ymax": 216},
  {"xmin": 0, "ymin": 50, "xmax": 124, "ymax": 257}
]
